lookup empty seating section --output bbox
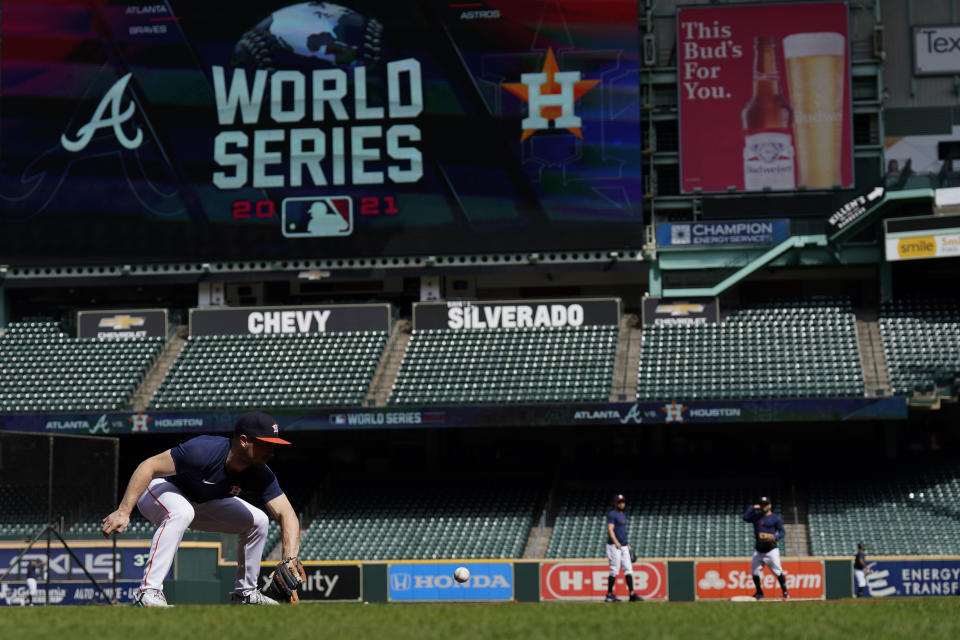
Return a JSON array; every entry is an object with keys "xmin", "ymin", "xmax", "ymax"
[
  {"xmin": 299, "ymin": 487, "xmax": 538, "ymax": 560},
  {"xmin": 637, "ymin": 298, "xmax": 864, "ymax": 400},
  {"xmin": 388, "ymin": 326, "xmax": 617, "ymax": 405},
  {"xmin": 878, "ymin": 299, "xmax": 960, "ymax": 396},
  {"xmin": 149, "ymin": 331, "xmax": 387, "ymax": 410},
  {"xmin": 809, "ymin": 464, "xmax": 960, "ymax": 555},
  {"xmin": 0, "ymin": 322, "xmax": 163, "ymax": 413},
  {"xmin": 0, "ymin": 484, "xmax": 48, "ymax": 540},
  {"xmin": 548, "ymin": 486, "xmax": 779, "ymax": 558}
]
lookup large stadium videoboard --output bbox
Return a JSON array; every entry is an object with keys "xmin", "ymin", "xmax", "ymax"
[{"xmin": 0, "ymin": 1, "xmax": 643, "ymax": 266}]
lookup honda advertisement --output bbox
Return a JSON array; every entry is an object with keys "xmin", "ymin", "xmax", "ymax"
[
  {"xmin": 677, "ymin": 1, "xmax": 853, "ymax": 194},
  {"xmin": 540, "ymin": 561, "xmax": 667, "ymax": 601},
  {"xmin": 0, "ymin": 0, "xmax": 643, "ymax": 266},
  {"xmin": 859, "ymin": 559, "xmax": 960, "ymax": 597},
  {"xmin": 695, "ymin": 560, "xmax": 825, "ymax": 599},
  {"xmin": 388, "ymin": 562, "xmax": 513, "ymax": 601}
]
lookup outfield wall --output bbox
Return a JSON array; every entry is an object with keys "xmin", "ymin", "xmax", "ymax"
[{"xmin": 6, "ymin": 540, "xmax": 958, "ymax": 604}]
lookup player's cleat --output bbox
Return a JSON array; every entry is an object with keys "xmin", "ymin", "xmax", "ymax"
[
  {"xmin": 133, "ymin": 588, "xmax": 172, "ymax": 608},
  {"xmin": 752, "ymin": 591, "xmax": 764, "ymax": 600},
  {"xmin": 231, "ymin": 589, "xmax": 279, "ymax": 605},
  {"xmin": 782, "ymin": 591, "xmax": 790, "ymax": 600},
  {"xmin": 604, "ymin": 594, "xmax": 621, "ymax": 603},
  {"xmin": 629, "ymin": 593, "xmax": 643, "ymax": 602}
]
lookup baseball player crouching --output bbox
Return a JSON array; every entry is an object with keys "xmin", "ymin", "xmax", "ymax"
[
  {"xmin": 101, "ymin": 412, "xmax": 300, "ymax": 607},
  {"xmin": 604, "ymin": 494, "xmax": 642, "ymax": 602},
  {"xmin": 743, "ymin": 496, "xmax": 789, "ymax": 600}
]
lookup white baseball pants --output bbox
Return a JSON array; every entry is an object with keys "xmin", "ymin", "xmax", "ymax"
[
  {"xmin": 26, "ymin": 578, "xmax": 37, "ymax": 598},
  {"xmin": 751, "ymin": 548, "xmax": 783, "ymax": 576},
  {"xmin": 855, "ymin": 569, "xmax": 866, "ymax": 588},
  {"xmin": 606, "ymin": 543, "xmax": 633, "ymax": 575},
  {"xmin": 136, "ymin": 478, "xmax": 269, "ymax": 596}
]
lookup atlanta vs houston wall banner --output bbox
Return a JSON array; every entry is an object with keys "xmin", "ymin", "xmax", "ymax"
[{"xmin": 677, "ymin": 1, "xmax": 853, "ymax": 194}]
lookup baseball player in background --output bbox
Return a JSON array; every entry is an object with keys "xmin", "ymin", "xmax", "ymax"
[
  {"xmin": 604, "ymin": 494, "xmax": 642, "ymax": 603},
  {"xmin": 743, "ymin": 496, "xmax": 789, "ymax": 600},
  {"xmin": 854, "ymin": 541, "xmax": 871, "ymax": 597},
  {"xmin": 101, "ymin": 412, "xmax": 300, "ymax": 607},
  {"xmin": 24, "ymin": 559, "xmax": 44, "ymax": 606}
]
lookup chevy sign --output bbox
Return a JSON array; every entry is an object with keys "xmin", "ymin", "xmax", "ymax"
[
  {"xmin": 657, "ymin": 220, "xmax": 788, "ymax": 247},
  {"xmin": 388, "ymin": 562, "xmax": 513, "ymax": 601}
]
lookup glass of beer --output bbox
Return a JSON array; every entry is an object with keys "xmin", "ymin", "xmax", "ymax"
[{"xmin": 783, "ymin": 32, "xmax": 846, "ymax": 189}]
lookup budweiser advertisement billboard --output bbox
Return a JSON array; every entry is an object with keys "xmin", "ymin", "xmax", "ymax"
[
  {"xmin": 677, "ymin": 1, "xmax": 853, "ymax": 194},
  {"xmin": 695, "ymin": 560, "xmax": 825, "ymax": 600},
  {"xmin": 540, "ymin": 561, "xmax": 667, "ymax": 601}
]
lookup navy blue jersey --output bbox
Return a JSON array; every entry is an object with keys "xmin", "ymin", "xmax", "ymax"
[
  {"xmin": 606, "ymin": 509, "xmax": 628, "ymax": 545},
  {"xmin": 855, "ymin": 550, "xmax": 868, "ymax": 570},
  {"xmin": 25, "ymin": 563, "xmax": 38, "ymax": 580},
  {"xmin": 165, "ymin": 436, "xmax": 282, "ymax": 504},
  {"xmin": 743, "ymin": 507, "xmax": 784, "ymax": 551}
]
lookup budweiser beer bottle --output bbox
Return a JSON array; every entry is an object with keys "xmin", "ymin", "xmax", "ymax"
[{"xmin": 741, "ymin": 35, "xmax": 795, "ymax": 190}]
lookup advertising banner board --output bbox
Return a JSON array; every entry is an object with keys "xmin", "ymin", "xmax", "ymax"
[
  {"xmin": 388, "ymin": 562, "xmax": 513, "ymax": 601},
  {"xmin": 77, "ymin": 309, "xmax": 168, "ymax": 339},
  {"xmin": 189, "ymin": 303, "xmax": 391, "ymax": 335},
  {"xmin": 540, "ymin": 561, "xmax": 667, "ymax": 601},
  {"xmin": 677, "ymin": 1, "xmax": 853, "ymax": 194},
  {"xmin": 695, "ymin": 559, "xmax": 825, "ymax": 599}
]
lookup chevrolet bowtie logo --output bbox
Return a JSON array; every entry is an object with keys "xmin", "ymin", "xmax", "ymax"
[
  {"xmin": 656, "ymin": 304, "xmax": 704, "ymax": 317},
  {"xmin": 98, "ymin": 315, "xmax": 146, "ymax": 330}
]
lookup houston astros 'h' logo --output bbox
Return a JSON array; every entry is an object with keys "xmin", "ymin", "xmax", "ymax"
[{"xmin": 502, "ymin": 48, "xmax": 599, "ymax": 141}]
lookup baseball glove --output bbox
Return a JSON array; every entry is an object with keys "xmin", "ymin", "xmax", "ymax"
[
  {"xmin": 262, "ymin": 557, "xmax": 306, "ymax": 603},
  {"xmin": 756, "ymin": 532, "xmax": 777, "ymax": 552}
]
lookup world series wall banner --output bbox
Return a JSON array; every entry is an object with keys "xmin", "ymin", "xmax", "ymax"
[
  {"xmin": 677, "ymin": 1, "xmax": 853, "ymax": 194},
  {"xmin": 0, "ymin": 0, "xmax": 643, "ymax": 266}
]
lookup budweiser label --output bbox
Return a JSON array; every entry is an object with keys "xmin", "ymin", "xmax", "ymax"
[{"xmin": 743, "ymin": 131, "xmax": 795, "ymax": 190}]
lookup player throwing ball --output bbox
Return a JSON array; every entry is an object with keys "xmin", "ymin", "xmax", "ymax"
[
  {"xmin": 101, "ymin": 412, "xmax": 301, "ymax": 607},
  {"xmin": 743, "ymin": 496, "xmax": 789, "ymax": 600},
  {"xmin": 604, "ymin": 494, "xmax": 642, "ymax": 602}
]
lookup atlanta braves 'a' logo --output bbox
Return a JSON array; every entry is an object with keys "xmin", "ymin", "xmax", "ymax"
[{"xmin": 61, "ymin": 73, "xmax": 143, "ymax": 152}]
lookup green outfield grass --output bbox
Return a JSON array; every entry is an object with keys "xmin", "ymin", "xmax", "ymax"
[{"xmin": 2, "ymin": 599, "xmax": 959, "ymax": 640}]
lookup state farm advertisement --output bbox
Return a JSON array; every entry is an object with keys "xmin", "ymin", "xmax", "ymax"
[
  {"xmin": 677, "ymin": 1, "xmax": 853, "ymax": 193},
  {"xmin": 541, "ymin": 561, "xmax": 667, "ymax": 601},
  {"xmin": 695, "ymin": 560, "xmax": 825, "ymax": 599}
]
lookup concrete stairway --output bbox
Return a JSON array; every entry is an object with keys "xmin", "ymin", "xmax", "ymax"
[
  {"xmin": 364, "ymin": 319, "xmax": 412, "ymax": 407},
  {"xmin": 610, "ymin": 314, "xmax": 642, "ymax": 402},
  {"xmin": 130, "ymin": 326, "xmax": 187, "ymax": 412},
  {"xmin": 855, "ymin": 310, "xmax": 892, "ymax": 397},
  {"xmin": 780, "ymin": 486, "xmax": 811, "ymax": 557}
]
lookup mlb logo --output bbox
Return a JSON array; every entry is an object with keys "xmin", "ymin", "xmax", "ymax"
[
  {"xmin": 282, "ymin": 196, "xmax": 353, "ymax": 237},
  {"xmin": 329, "ymin": 414, "xmax": 347, "ymax": 425},
  {"xmin": 671, "ymin": 224, "xmax": 691, "ymax": 245}
]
